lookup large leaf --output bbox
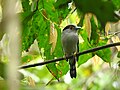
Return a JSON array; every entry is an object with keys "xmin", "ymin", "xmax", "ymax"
[
  {"xmin": 112, "ymin": 0, "xmax": 120, "ymax": 9},
  {"xmin": 96, "ymin": 48, "xmax": 111, "ymax": 62},
  {"xmin": 21, "ymin": 0, "xmax": 31, "ymax": 12},
  {"xmin": 90, "ymin": 16, "xmax": 100, "ymax": 45},
  {"xmin": 73, "ymin": 0, "xmax": 118, "ymax": 27},
  {"xmin": 117, "ymin": 51, "xmax": 120, "ymax": 58},
  {"xmin": 78, "ymin": 29, "xmax": 92, "ymax": 66}
]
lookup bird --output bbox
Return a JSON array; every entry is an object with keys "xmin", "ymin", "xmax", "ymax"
[{"xmin": 61, "ymin": 25, "xmax": 81, "ymax": 78}]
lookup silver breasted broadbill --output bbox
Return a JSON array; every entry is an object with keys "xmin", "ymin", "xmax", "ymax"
[{"xmin": 61, "ymin": 25, "xmax": 81, "ymax": 78}]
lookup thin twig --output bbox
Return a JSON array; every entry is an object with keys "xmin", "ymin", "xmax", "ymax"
[
  {"xmin": 19, "ymin": 42, "xmax": 120, "ymax": 69},
  {"xmin": 71, "ymin": 8, "xmax": 77, "ymax": 14}
]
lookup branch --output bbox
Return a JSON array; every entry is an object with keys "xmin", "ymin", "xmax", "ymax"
[{"xmin": 19, "ymin": 42, "xmax": 120, "ymax": 69}]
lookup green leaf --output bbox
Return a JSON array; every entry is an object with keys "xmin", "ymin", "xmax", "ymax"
[
  {"xmin": 21, "ymin": 55, "xmax": 38, "ymax": 64},
  {"xmin": 73, "ymin": 0, "xmax": 118, "ymax": 27},
  {"xmin": 95, "ymin": 39, "xmax": 111, "ymax": 62},
  {"xmin": 22, "ymin": 19, "xmax": 36, "ymax": 50},
  {"xmin": 117, "ymin": 51, "xmax": 120, "ymax": 58},
  {"xmin": 90, "ymin": 17, "xmax": 99, "ymax": 45},
  {"xmin": 112, "ymin": 0, "xmax": 120, "ymax": 9},
  {"xmin": 78, "ymin": 52, "xmax": 92, "ymax": 66},
  {"xmin": 96, "ymin": 48, "xmax": 111, "ymax": 62},
  {"xmin": 47, "ymin": 63, "xmax": 59, "ymax": 79},
  {"xmin": 21, "ymin": 0, "xmax": 31, "ymax": 12},
  {"xmin": 0, "ymin": 62, "xmax": 5, "ymax": 78},
  {"xmin": 54, "ymin": 0, "xmax": 71, "ymax": 9},
  {"xmin": 20, "ymin": 11, "xmax": 35, "ymax": 25},
  {"xmin": 56, "ymin": 60, "xmax": 69, "ymax": 77},
  {"xmin": 78, "ymin": 29, "xmax": 92, "ymax": 66},
  {"xmin": 54, "ymin": 0, "xmax": 71, "ymax": 23}
]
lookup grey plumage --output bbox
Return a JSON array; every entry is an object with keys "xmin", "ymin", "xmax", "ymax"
[{"xmin": 61, "ymin": 25, "xmax": 80, "ymax": 78}]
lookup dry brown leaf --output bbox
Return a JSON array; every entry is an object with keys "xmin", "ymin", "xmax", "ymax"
[
  {"xmin": 42, "ymin": 9, "xmax": 48, "ymax": 20},
  {"xmin": 93, "ymin": 14, "xmax": 98, "ymax": 27},
  {"xmin": 105, "ymin": 22, "xmax": 111, "ymax": 35},
  {"xmin": 49, "ymin": 23, "xmax": 57, "ymax": 54},
  {"xmin": 92, "ymin": 55, "xmax": 101, "ymax": 65},
  {"xmin": 28, "ymin": 76, "xmax": 35, "ymax": 87},
  {"xmin": 84, "ymin": 13, "xmax": 92, "ymax": 40},
  {"xmin": 111, "ymin": 36, "xmax": 120, "ymax": 51}
]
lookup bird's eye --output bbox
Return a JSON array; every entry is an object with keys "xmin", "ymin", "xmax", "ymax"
[
  {"xmin": 70, "ymin": 26, "xmax": 74, "ymax": 30},
  {"xmin": 70, "ymin": 26, "xmax": 72, "ymax": 30}
]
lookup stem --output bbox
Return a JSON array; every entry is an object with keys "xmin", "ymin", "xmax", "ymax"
[{"xmin": 19, "ymin": 42, "xmax": 120, "ymax": 69}]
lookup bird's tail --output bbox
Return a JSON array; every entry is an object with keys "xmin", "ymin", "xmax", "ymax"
[{"xmin": 69, "ymin": 56, "xmax": 76, "ymax": 78}]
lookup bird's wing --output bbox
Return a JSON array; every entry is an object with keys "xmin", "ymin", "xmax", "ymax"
[{"xmin": 76, "ymin": 40, "xmax": 79, "ymax": 61}]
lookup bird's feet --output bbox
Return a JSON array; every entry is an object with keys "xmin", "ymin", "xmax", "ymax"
[
  {"xmin": 64, "ymin": 54, "xmax": 69, "ymax": 61},
  {"xmin": 73, "ymin": 52, "xmax": 78, "ymax": 61}
]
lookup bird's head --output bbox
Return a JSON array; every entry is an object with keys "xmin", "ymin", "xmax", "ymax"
[{"xmin": 63, "ymin": 25, "xmax": 81, "ymax": 31}]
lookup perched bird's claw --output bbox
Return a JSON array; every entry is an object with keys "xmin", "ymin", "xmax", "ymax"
[
  {"xmin": 74, "ymin": 52, "xmax": 77, "ymax": 56},
  {"xmin": 64, "ymin": 54, "xmax": 69, "ymax": 61},
  {"xmin": 73, "ymin": 52, "xmax": 78, "ymax": 61}
]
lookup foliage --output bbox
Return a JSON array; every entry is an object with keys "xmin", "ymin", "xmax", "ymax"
[
  {"xmin": 0, "ymin": 0, "xmax": 120, "ymax": 89},
  {"xmin": 20, "ymin": 0, "xmax": 120, "ymax": 79},
  {"xmin": 20, "ymin": 0, "xmax": 120, "ymax": 82}
]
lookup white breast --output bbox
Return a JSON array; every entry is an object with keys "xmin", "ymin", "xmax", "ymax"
[{"xmin": 61, "ymin": 29, "xmax": 78, "ymax": 55}]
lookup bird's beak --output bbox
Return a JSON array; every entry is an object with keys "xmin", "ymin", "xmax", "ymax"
[{"xmin": 76, "ymin": 26, "xmax": 81, "ymax": 30}]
